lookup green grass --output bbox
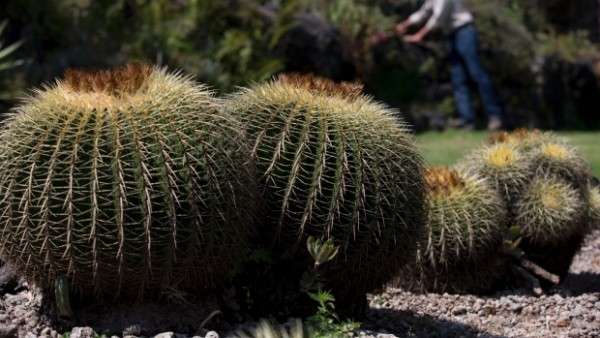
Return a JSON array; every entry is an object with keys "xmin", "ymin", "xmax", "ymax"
[{"xmin": 414, "ymin": 130, "xmax": 600, "ymax": 178}]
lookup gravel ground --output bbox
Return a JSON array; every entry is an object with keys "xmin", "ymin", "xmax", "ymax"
[
  {"xmin": 363, "ymin": 229, "xmax": 600, "ymax": 338},
  {"xmin": 0, "ymin": 229, "xmax": 598, "ymax": 338}
]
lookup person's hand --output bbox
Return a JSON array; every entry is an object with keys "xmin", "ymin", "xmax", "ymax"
[
  {"xmin": 403, "ymin": 34, "xmax": 423, "ymax": 43},
  {"xmin": 395, "ymin": 22, "xmax": 409, "ymax": 36},
  {"xmin": 404, "ymin": 27, "xmax": 429, "ymax": 43},
  {"xmin": 370, "ymin": 31, "xmax": 388, "ymax": 45}
]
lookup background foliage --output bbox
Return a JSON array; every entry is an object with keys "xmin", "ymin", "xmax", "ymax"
[{"xmin": 1, "ymin": 0, "xmax": 599, "ymax": 130}]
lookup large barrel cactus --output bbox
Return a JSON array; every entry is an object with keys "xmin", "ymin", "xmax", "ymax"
[
  {"xmin": 395, "ymin": 166, "xmax": 508, "ymax": 294},
  {"xmin": 0, "ymin": 64, "xmax": 255, "ymax": 299},
  {"xmin": 225, "ymin": 74, "xmax": 427, "ymax": 306}
]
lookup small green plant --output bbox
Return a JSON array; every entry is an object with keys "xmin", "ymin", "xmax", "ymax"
[
  {"xmin": 501, "ymin": 225, "xmax": 524, "ymax": 258},
  {"xmin": 303, "ymin": 237, "xmax": 360, "ymax": 337},
  {"xmin": 305, "ymin": 290, "xmax": 360, "ymax": 338}
]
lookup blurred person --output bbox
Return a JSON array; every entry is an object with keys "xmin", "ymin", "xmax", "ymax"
[{"xmin": 395, "ymin": 0, "xmax": 503, "ymax": 131}]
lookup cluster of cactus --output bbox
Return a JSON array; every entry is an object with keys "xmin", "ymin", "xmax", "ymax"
[
  {"xmin": 400, "ymin": 129, "xmax": 598, "ymax": 295},
  {"xmin": 0, "ymin": 67, "xmax": 427, "ymax": 320},
  {"xmin": 457, "ymin": 129, "xmax": 597, "ymax": 282},
  {"xmin": 1, "ymin": 61, "xmax": 596, "ymax": 324},
  {"xmin": 0, "ymin": 64, "xmax": 257, "ymax": 299},
  {"xmin": 394, "ymin": 166, "xmax": 509, "ymax": 294}
]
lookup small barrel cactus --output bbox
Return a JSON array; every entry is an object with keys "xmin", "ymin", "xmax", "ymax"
[
  {"xmin": 513, "ymin": 175, "xmax": 590, "ymax": 280},
  {"xmin": 528, "ymin": 137, "xmax": 593, "ymax": 189},
  {"xmin": 0, "ymin": 64, "xmax": 256, "ymax": 299},
  {"xmin": 395, "ymin": 166, "xmax": 508, "ymax": 294},
  {"xmin": 514, "ymin": 175, "xmax": 587, "ymax": 246},
  {"xmin": 225, "ymin": 74, "xmax": 427, "ymax": 301},
  {"xmin": 457, "ymin": 141, "xmax": 532, "ymax": 207}
]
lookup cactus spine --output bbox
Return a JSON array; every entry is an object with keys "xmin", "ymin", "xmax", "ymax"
[{"xmin": 0, "ymin": 64, "xmax": 255, "ymax": 299}]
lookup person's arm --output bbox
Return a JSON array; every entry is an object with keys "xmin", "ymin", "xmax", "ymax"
[
  {"xmin": 404, "ymin": 0, "xmax": 451, "ymax": 43},
  {"xmin": 396, "ymin": 0, "xmax": 433, "ymax": 36}
]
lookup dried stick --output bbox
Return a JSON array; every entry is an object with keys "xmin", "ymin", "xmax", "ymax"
[
  {"xmin": 511, "ymin": 264, "xmax": 543, "ymax": 296},
  {"xmin": 520, "ymin": 258, "xmax": 561, "ymax": 284}
]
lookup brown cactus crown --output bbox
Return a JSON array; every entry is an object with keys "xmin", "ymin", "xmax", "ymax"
[
  {"xmin": 277, "ymin": 73, "xmax": 364, "ymax": 100},
  {"xmin": 486, "ymin": 128, "xmax": 543, "ymax": 145},
  {"xmin": 425, "ymin": 166, "xmax": 466, "ymax": 196},
  {"xmin": 63, "ymin": 62, "xmax": 153, "ymax": 96}
]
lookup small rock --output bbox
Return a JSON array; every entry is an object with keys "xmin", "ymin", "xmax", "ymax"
[
  {"xmin": 0, "ymin": 324, "xmax": 18, "ymax": 338},
  {"xmin": 204, "ymin": 331, "xmax": 219, "ymax": 338},
  {"xmin": 69, "ymin": 327, "xmax": 97, "ymax": 338},
  {"xmin": 123, "ymin": 324, "xmax": 142, "ymax": 336},
  {"xmin": 481, "ymin": 306, "xmax": 496, "ymax": 316},
  {"xmin": 153, "ymin": 333, "xmax": 174, "ymax": 338},
  {"xmin": 554, "ymin": 318, "xmax": 571, "ymax": 328},
  {"xmin": 451, "ymin": 306, "xmax": 467, "ymax": 316}
]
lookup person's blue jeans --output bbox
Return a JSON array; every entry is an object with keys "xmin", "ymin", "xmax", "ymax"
[{"xmin": 447, "ymin": 24, "xmax": 502, "ymax": 123}]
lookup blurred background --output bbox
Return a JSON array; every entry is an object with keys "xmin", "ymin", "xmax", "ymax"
[{"xmin": 1, "ymin": 0, "xmax": 599, "ymax": 132}]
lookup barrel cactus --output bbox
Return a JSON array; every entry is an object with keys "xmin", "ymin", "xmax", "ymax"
[
  {"xmin": 480, "ymin": 129, "xmax": 595, "ymax": 282},
  {"xmin": 514, "ymin": 175, "xmax": 591, "ymax": 280},
  {"xmin": 395, "ymin": 166, "xmax": 508, "ymax": 294},
  {"xmin": 0, "ymin": 64, "xmax": 256, "ymax": 299},
  {"xmin": 225, "ymin": 74, "xmax": 427, "ymax": 306},
  {"xmin": 514, "ymin": 175, "xmax": 587, "ymax": 246},
  {"xmin": 457, "ymin": 141, "xmax": 532, "ymax": 207},
  {"xmin": 528, "ymin": 136, "xmax": 593, "ymax": 189}
]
